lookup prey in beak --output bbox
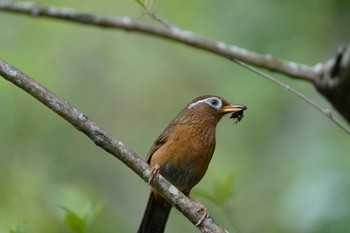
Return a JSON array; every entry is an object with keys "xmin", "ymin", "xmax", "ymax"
[{"xmin": 221, "ymin": 104, "xmax": 247, "ymax": 124}]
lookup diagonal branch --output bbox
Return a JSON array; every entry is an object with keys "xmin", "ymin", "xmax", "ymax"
[
  {"xmin": 0, "ymin": 59, "xmax": 228, "ymax": 233},
  {"xmin": 0, "ymin": 1, "xmax": 317, "ymax": 82}
]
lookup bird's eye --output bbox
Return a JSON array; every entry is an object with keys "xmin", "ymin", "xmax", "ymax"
[
  {"xmin": 207, "ymin": 97, "xmax": 222, "ymax": 109},
  {"xmin": 210, "ymin": 99, "xmax": 219, "ymax": 106},
  {"xmin": 187, "ymin": 96, "xmax": 223, "ymax": 109}
]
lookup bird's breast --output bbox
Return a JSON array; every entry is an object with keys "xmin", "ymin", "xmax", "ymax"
[{"xmin": 152, "ymin": 124, "xmax": 216, "ymax": 194}]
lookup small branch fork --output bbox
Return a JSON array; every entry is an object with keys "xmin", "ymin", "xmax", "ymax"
[
  {"xmin": 234, "ymin": 60, "xmax": 350, "ymax": 134},
  {"xmin": 0, "ymin": 59, "xmax": 227, "ymax": 233}
]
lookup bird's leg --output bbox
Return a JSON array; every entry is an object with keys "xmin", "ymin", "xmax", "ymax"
[
  {"xmin": 188, "ymin": 197, "xmax": 209, "ymax": 226},
  {"xmin": 147, "ymin": 164, "xmax": 160, "ymax": 184},
  {"xmin": 195, "ymin": 205, "xmax": 209, "ymax": 226}
]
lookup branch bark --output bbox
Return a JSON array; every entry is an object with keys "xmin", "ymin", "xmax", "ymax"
[
  {"xmin": 1, "ymin": 2, "xmax": 349, "ymax": 125},
  {"xmin": 0, "ymin": 59, "xmax": 228, "ymax": 233},
  {"xmin": 315, "ymin": 46, "xmax": 350, "ymax": 123}
]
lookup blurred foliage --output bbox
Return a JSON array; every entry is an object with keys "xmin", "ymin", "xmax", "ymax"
[
  {"xmin": 9, "ymin": 225, "xmax": 26, "ymax": 233},
  {"xmin": 0, "ymin": 0, "xmax": 350, "ymax": 233},
  {"xmin": 62, "ymin": 207, "xmax": 86, "ymax": 233},
  {"xmin": 134, "ymin": 0, "xmax": 154, "ymax": 12},
  {"xmin": 61, "ymin": 203, "xmax": 103, "ymax": 233},
  {"xmin": 193, "ymin": 174, "xmax": 235, "ymax": 206}
]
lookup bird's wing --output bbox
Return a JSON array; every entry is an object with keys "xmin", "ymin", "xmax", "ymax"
[{"xmin": 146, "ymin": 125, "xmax": 173, "ymax": 164}]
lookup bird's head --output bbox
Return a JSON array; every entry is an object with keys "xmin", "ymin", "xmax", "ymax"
[{"xmin": 175, "ymin": 95, "xmax": 247, "ymax": 125}]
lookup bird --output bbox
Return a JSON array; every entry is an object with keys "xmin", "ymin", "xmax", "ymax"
[{"xmin": 137, "ymin": 95, "xmax": 247, "ymax": 233}]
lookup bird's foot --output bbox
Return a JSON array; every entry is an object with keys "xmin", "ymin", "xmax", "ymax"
[
  {"xmin": 147, "ymin": 164, "xmax": 160, "ymax": 184},
  {"xmin": 195, "ymin": 206, "xmax": 209, "ymax": 226},
  {"xmin": 191, "ymin": 199, "xmax": 209, "ymax": 226}
]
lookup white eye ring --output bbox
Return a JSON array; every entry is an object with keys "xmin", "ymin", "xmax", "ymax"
[
  {"xmin": 206, "ymin": 97, "xmax": 222, "ymax": 109},
  {"xmin": 188, "ymin": 97, "xmax": 223, "ymax": 110}
]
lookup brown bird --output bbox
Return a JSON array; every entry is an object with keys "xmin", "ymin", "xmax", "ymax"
[{"xmin": 137, "ymin": 95, "xmax": 247, "ymax": 233}]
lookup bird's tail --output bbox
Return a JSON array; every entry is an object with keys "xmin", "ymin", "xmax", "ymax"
[{"xmin": 137, "ymin": 192, "xmax": 172, "ymax": 233}]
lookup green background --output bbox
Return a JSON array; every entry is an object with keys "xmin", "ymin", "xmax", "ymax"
[{"xmin": 1, "ymin": 0, "xmax": 349, "ymax": 232}]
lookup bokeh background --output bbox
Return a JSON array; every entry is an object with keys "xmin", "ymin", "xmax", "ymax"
[{"xmin": 1, "ymin": 0, "xmax": 350, "ymax": 232}]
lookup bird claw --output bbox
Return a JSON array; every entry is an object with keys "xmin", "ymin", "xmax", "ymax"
[
  {"xmin": 148, "ymin": 164, "xmax": 160, "ymax": 184},
  {"xmin": 194, "ymin": 202, "xmax": 209, "ymax": 226}
]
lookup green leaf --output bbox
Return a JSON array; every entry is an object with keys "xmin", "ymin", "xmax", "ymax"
[
  {"xmin": 83, "ymin": 203, "xmax": 104, "ymax": 230},
  {"xmin": 60, "ymin": 206, "xmax": 86, "ymax": 233},
  {"xmin": 133, "ymin": 0, "xmax": 154, "ymax": 11},
  {"xmin": 9, "ymin": 225, "xmax": 26, "ymax": 233},
  {"xmin": 133, "ymin": 0, "xmax": 147, "ymax": 9}
]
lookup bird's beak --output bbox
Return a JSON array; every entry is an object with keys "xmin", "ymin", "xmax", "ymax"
[{"xmin": 221, "ymin": 104, "xmax": 247, "ymax": 113}]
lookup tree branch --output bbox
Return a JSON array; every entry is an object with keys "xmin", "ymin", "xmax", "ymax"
[
  {"xmin": 0, "ymin": 1, "xmax": 317, "ymax": 82},
  {"xmin": 3, "ymin": 2, "xmax": 350, "ymax": 125},
  {"xmin": 315, "ymin": 45, "xmax": 350, "ymax": 124},
  {"xmin": 0, "ymin": 59, "xmax": 228, "ymax": 233}
]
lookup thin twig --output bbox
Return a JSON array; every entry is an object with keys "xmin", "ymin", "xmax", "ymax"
[
  {"xmin": 0, "ymin": 59, "xmax": 228, "ymax": 233},
  {"xmin": 142, "ymin": 8, "xmax": 349, "ymax": 133},
  {"xmin": 147, "ymin": 10, "xmax": 175, "ymax": 28},
  {"xmin": 0, "ymin": 1, "xmax": 317, "ymax": 82},
  {"xmin": 234, "ymin": 60, "xmax": 350, "ymax": 134}
]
